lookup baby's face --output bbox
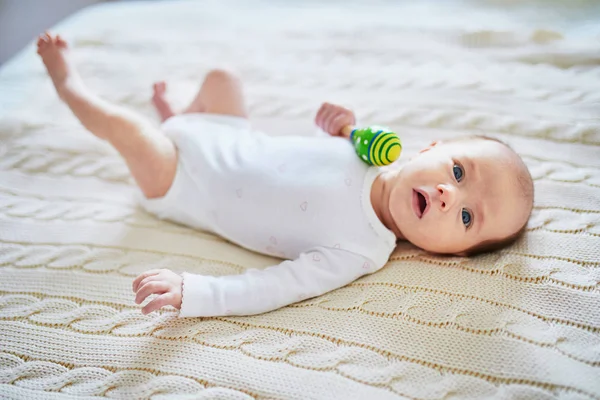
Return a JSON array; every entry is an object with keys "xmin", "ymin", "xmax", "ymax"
[{"xmin": 389, "ymin": 139, "xmax": 530, "ymax": 254}]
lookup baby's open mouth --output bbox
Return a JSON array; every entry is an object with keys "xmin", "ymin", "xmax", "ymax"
[{"xmin": 412, "ymin": 189, "xmax": 429, "ymax": 218}]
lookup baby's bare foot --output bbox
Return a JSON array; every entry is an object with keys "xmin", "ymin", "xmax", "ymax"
[
  {"xmin": 153, "ymin": 81, "xmax": 167, "ymax": 98},
  {"xmin": 152, "ymin": 81, "xmax": 175, "ymax": 122},
  {"xmin": 152, "ymin": 81, "xmax": 167, "ymax": 107},
  {"xmin": 37, "ymin": 32, "xmax": 82, "ymax": 100}
]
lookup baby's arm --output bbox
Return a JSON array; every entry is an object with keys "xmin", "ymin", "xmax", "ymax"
[
  {"xmin": 176, "ymin": 247, "xmax": 376, "ymax": 317},
  {"xmin": 179, "ymin": 247, "xmax": 375, "ymax": 317}
]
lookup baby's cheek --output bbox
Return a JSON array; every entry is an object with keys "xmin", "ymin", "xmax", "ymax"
[
  {"xmin": 389, "ymin": 192, "xmax": 407, "ymax": 221},
  {"xmin": 420, "ymin": 217, "xmax": 463, "ymax": 251}
]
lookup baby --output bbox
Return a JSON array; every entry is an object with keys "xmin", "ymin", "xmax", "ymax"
[{"xmin": 37, "ymin": 33, "xmax": 534, "ymax": 317}]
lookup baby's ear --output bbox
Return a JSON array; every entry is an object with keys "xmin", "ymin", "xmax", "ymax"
[{"xmin": 419, "ymin": 140, "xmax": 440, "ymax": 154}]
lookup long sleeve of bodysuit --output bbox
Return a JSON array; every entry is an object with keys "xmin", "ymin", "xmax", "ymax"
[{"xmin": 178, "ymin": 246, "xmax": 378, "ymax": 317}]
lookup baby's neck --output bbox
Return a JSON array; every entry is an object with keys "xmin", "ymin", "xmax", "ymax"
[{"xmin": 371, "ymin": 170, "xmax": 403, "ymax": 240}]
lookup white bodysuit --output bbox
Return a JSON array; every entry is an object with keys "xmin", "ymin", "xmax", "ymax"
[{"xmin": 140, "ymin": 114, "xmax": 397, "ymax": 317}]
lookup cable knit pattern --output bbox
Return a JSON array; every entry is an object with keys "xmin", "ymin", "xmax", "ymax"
[{"xmin": 1, "ymin": 1, "xmax": 599, "ymax": 398}]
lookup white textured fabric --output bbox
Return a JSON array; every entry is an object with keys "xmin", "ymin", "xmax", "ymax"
[
  {"xmin": 140, "ymin": 113, "xmax": 394, "ymax": 317},
  {"xmin": 1, "ymin": 1, "xmax": 599, "ymax": 399}
]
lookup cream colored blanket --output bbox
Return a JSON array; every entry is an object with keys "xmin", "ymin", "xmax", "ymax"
[{"xmin": 1, "ymin": 1, "xmax": 599, "ymax": 398}]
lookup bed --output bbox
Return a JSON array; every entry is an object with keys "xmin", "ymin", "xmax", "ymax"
[{"xmin": 1, "ymin": 0, "xmax": 599, "ymax": 398}]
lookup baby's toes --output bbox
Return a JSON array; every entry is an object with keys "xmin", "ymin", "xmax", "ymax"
[
  {"xmin": 56, "ymin": 35, "xmax": 68, "ymax": 48},
  {"xmin": 37, "ymin": 35, "xmax": 49, "ymax": 53},
  {"xmin": 153, "ymin": 81, "xmax": 166, "ymax": 95}
]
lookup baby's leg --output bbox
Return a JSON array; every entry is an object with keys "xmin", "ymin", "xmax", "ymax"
[
  {"xmin": 37, "ymin": 33, "xmax": 176, "ymax": 199},
  {"xmin": 152, "ymin": 68, "xmax": 248, "ymax": 122}
]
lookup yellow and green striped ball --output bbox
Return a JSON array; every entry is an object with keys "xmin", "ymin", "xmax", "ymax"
[{"xmin": 350, "ymin": 126, "xmax": 402, "ymax": 166}]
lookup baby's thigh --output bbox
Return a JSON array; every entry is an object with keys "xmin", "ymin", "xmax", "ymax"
[
  {"xmin": 114, "ymin": 119, "xmax": 177, "ymax": 200},
  {"xmin": 186, "ymin": 68, "xmax": 248, "ymax": 118}
]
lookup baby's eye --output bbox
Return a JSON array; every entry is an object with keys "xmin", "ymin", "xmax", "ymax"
[
  {"xmin": 462, "ymin": 208, "xmax": 472, "ymax": 227},
  {"xmin": 453, "ymin": 164, "xmax": 464, "ymax": 182}
]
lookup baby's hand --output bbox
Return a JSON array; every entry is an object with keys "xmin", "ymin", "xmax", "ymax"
[
  {"xmin": 132, "ymin": 268, "xmax": 183, "ymax": 314},
  {"xmin": 315, "ymin": 102, "xmax": 356, "ymax": 138}
]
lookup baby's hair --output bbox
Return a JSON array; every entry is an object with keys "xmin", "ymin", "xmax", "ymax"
[{"xmin": 442, "ymin": 135, "xmax": 534, "ymax": 256}]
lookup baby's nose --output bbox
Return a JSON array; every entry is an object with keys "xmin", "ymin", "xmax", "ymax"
[{"xmin": 436, "ymin": 183, "xmax": 457, "ymax": 211}]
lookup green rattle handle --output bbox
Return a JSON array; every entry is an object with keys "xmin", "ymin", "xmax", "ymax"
[{"xmin": 343, "ymin": 125, "xmax": 402, "ymax": 166}]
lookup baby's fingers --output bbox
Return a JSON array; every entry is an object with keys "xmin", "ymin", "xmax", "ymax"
[
  {"xmin": 132, "ymin": 269, "xmax": 163, "ymax": 292},
  {"xmin": 315, "ymin": 103, "xmax": 330, "ymax": 126},
  {"xmin": 142, "ymin": 292, "xmax": 175, "ymax": 315},
  {"xmin": 135, "ymin": 281, "xmax": 169, "ymax": 305},
  {"xmin": 330, "ymin": 114, "xmax": 352, "ymax": 137}
]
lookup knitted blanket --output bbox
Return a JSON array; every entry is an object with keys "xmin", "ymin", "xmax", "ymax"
[{"xmin": 1, "ymin": 1, "xmax": 599, "ymax": 398}]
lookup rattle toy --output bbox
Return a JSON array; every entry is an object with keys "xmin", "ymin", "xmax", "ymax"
[{"xmin": 341, "ymin": 125, "xmax": 402, "ymax": 166}]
